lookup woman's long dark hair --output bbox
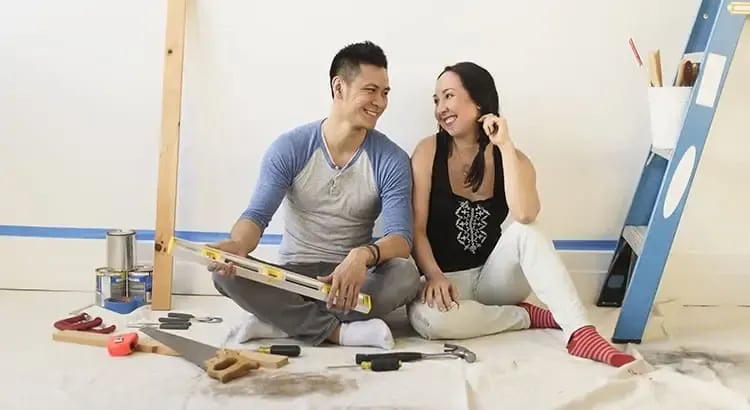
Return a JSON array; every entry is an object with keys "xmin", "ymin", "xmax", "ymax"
[{"xmin": 437, "ymin": 62, "xmax": 500, "ymax": 192}]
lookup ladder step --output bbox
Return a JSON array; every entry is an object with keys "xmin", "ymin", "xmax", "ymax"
[
  {"xmin": 622, "ymin": 225, "xmax": 647, "ymax": 255},
  {"xmin": 651, "ymin": 148, "xmax": 673, "ymax": 160}
]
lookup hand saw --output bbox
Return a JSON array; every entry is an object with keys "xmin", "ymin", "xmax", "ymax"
[
  {"xmin": 167, "ymin": 237, "xmax": 373, "ymax": 314},
  {"xmin": 139, "ymin": 327, "xmax": 258, "ymax": 383}
]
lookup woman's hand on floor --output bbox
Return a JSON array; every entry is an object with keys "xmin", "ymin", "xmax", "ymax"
[{"xmin": 421, "ymin": 275, "xmax": 459, "ymax": 312}]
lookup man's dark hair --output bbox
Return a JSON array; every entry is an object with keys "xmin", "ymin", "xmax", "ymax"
[{"xmin": 329, "ymin": 41, "xmax": 388, "ymax": 97}]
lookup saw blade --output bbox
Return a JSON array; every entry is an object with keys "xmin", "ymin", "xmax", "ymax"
[{"xmin": 140, "ymin": 327, "xmax": 219, "ymax": 369}]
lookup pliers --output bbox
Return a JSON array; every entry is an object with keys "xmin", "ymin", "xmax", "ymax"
[{"xmin": 54, "ymin": 313, "xmax": 116, "ymax": 334}]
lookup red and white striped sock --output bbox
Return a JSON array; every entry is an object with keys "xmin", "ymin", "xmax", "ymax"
[
  {"xmin": 567, "ymin": 325, "xmax": 635, "ymax": 367},
  {"xmin": 518, "ymin": 302, "xmax": 560, "ymax": 329}
]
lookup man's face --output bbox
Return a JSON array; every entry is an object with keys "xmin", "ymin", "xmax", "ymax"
[{"xmin": 335, "ymin": 64, "xmax": 390, "ymax": 129}]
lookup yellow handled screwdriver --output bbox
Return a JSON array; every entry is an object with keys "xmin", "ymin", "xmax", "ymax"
[
  {"xmin": 328, "ymin": 357, "xmax": 402, "ymax": 372},
  {"xmin": 256, "ymin": 344, "xmax": 301, "ymax": 357}
]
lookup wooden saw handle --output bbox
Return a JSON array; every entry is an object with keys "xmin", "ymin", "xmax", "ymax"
[{"xmin": 204, "ymin": 349, "xmax": 259, "ymax": 383}]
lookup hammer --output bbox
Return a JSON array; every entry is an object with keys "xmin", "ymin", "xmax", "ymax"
[{"xmin": 355, "ymin": 343, "xmax": 477, "ymax": 364}]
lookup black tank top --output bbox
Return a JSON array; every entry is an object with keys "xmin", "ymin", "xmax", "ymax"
[{"xmin": 425, "ymin": 132, "xmax": 509, "ymax": 273}]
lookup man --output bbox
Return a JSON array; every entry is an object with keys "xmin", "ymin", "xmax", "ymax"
[{"xmin": 209, "ymin": 41, "xmax": 420, "ymax": 349}]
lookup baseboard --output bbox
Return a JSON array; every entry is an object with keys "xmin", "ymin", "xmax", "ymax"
[
  {"xmin": 562, "ymin": 250, "xmax": 750, "ymax": 307},
  {"xmin": 558, "ymin": 250, "xmax": 611, "ymax": 305},
  {"xmin": 2, "ymin": 237, "xmax": 747, "ymax": 307},
  {"xmin": 658, "ymin": 252, "xmax": 750, "ymax": 306},
  {"xmin": 0, "ymin": 238, "xmax": 613, "ymax": 298}
]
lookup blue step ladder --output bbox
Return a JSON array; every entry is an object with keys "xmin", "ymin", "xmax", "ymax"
[{"xmin": 596, "ymin": 0, "xmax": 749, "ymax": 343}]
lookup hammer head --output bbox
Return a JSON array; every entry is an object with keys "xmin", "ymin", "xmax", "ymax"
[{"xmin": 444, "ymin": 343, "xmax": 477, "ymax": 363}]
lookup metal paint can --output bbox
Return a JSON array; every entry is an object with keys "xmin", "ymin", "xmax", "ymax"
[
  {"xmin": 106, "ymin": 229, "xmax": 136, "ymax": 271},
  {"xmin": 95, "ymin": 267, "xmax": 126, "ymax": 307},
  {"xmin": 127, "ymin": 264, "xmax": 153, "ymax": 304}
]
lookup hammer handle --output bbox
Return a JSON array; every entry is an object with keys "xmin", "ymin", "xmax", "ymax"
[{"xmin": 355, "ymin": 352, "xmax": 423, "ymax": 364}]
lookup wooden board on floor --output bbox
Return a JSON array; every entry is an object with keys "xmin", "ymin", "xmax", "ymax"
[
  {"xmin": 51, "ymin": 330, "xmax": 289, "ymax": 368},
  {"xmin": 152, "ymin": 0, "xmax": 189, "ymax": 311},
  {"xmin": 53, "ymin": 329, "xmax": 178, "ymax": 356}
]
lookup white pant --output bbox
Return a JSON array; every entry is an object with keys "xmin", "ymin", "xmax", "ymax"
[{"xmin": 407, "ymin": 221, "xmax": 591, "ymax": 343}]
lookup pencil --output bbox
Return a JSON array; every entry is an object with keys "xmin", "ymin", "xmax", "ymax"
[{"xmin": 628, "ymin": 37, "xmax": 650, "ymax": 86}]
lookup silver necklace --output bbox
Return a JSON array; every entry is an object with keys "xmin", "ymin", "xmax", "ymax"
[{"xmin": 322, "ymin": 133, "xmax": 358, "ymax": 196}]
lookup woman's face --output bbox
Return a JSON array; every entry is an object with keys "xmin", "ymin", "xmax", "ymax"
[{"xmin": 433, "ymin": 71, "xmax": 480, "ymax": 139}]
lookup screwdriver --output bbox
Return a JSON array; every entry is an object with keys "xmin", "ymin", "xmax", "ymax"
[
  {"xmin": 355, "ymin": 351, "xmax": 456, "ymax": 364},
  {"xmin": 256, "ymin": 344, "xmax": 301, "ymax": 357},
  {"xmin": 328, "ymin": 357, "xmax": 402, "ymax": 372}
]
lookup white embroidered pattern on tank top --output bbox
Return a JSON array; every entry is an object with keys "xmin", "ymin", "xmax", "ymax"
[{"xmin": 454, "ymin": 200, "xmax": 490, "ymax": 254}]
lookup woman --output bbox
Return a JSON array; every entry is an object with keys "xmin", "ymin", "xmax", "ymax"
[{"xmin": 407, "ymin": 61, "xmax": 635, "ymax": 368}]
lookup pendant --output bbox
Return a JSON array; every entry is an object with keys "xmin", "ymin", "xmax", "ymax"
[{"xmin": 329, "ymin": 178, "xmax": 340, "ymax": 195}]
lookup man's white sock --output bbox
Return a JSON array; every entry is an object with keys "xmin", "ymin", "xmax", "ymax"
[
  {"xmin": 338, "ymin": 318, "xmax": 395, "ymax": 349},
  {"xmin": 228, "ymin": 315, "xmax": 289, "ymax": 344}
]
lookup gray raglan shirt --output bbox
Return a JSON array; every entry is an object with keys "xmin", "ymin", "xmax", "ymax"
[{"xmin": 240, "ymin": 119, "xmax": 413, "ymax": 265}]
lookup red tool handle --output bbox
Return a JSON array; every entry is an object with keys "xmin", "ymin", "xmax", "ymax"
[{"xmin": 53, "ymin": 313, "xmax": 116, "ymax": 334}]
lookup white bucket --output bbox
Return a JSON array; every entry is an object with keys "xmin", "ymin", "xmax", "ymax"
[{"xmin": 647, "ymin": 86, "xmax": 692, "ymax": 150}]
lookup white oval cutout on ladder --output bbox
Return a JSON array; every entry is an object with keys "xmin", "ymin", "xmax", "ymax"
[{"xmin": 663, "ymin": 145, "xmax": 697, "ymax": 219}]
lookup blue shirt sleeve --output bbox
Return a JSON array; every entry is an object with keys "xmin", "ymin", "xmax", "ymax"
[
  {"xmin": 240, "ymin": 131, "xmax": 304, "ymax": 231},
  {"xmin": 373, "ymin": 139, "xmax": 414, "ymax": 248}
]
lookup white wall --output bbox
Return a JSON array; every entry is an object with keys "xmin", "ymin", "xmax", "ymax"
[{"xmin": 2, "ymin": 0, "xmax": 745, "ymax": 303}]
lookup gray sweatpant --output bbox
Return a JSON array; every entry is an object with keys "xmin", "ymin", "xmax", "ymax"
[{"xmin": 213, "ymin": 257, "xmax": 421, "ymax": 346}]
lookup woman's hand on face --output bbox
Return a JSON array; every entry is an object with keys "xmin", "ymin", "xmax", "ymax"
[
  {"xmin": 421, "ymin": 274, "xmax": 459, "ymax": 312},
  {"xmin": 478, "ymin": 113, "xmax": 511, "ymax": 148}
]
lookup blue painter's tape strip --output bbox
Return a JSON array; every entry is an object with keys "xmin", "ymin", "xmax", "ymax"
[
  {"xmin": 553, "ymin": 239, "xmax": 617, "ymax": 252},
  {"xmin": 0, "ymin": 225, "xmax": 616, "ymax": 252},
  {"xmin": 0, "ymin": 225, "xmax": 282, "ymax": 245}
]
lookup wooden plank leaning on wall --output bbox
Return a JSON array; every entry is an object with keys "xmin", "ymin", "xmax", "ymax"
[{"xmin": 152, "ymin": 0, "xmax": 188, "ymax": 310}]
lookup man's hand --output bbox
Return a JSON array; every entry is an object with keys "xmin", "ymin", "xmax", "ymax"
[
  {"xmin": 317, "ymin": 248, "xmax": 370, "ymax": 312},
  {"xmin": 205, "ymin": 239, "xmax": 246, "ymax": 278}
]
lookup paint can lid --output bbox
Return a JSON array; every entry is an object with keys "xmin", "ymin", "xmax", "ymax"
[{"xmin": 107, "ymin": 229, "xmax": 135, "ymax": 236}]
